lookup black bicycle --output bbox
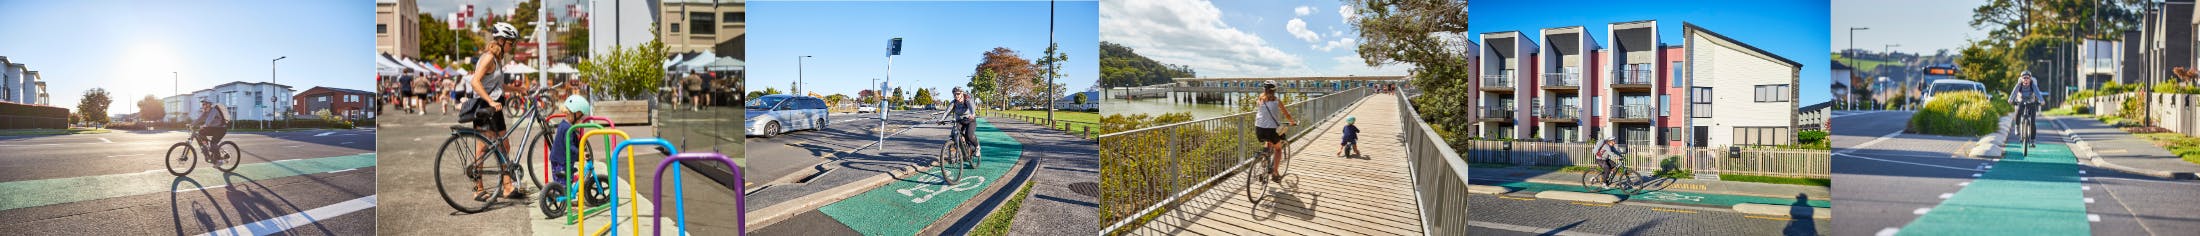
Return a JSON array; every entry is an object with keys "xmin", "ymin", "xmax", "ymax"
[
  {"xmin": 434, "ymin": 83, "xmax": 565, "ymax": 214},
  {"xmin": 165, "ymin": 125, "xmax": 241, "ymax": 176},
  {"xmin": 1244, "ymin": 134, "xmax": 1293, "ymax": 204},
  {"xmin": 937, "ymin": 118, "xmax": 978, "ymax": 185}
]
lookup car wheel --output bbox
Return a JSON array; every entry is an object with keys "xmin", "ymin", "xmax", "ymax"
[
  {"xmin": 816, "ymin": 118, "xmax": 828, "ymax": 131},
  {"xmin": 764, "ymin": 121, "xmax": 781, "ymax": 138}
]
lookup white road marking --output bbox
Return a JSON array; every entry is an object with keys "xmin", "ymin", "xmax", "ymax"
[
  {"xmin": 323, "ymin": 168, "xmax": 356, "ymax": 174},
  {"xmin": 314, "ymin": 132, "xmax": 334, "ymax": 136},
  {"xmin": 1837, "ymin": 131, "xmax": 1906, "ymax": 155},
  {"xmin": 106, "ymin": 154, "xmax": 147, "ymax": 158},
  {"xmin": 1938, "ymin": 193, "xmax": 1953, "ymax": 199},
  {"xmin": 99, "ymin": 138, "xmax": 113, "ymax": 143},
  {"xmin": 2089, "ymin": 214, "xmax": 2101, "ymax": 222},
  {"xmin": 1913, "ymin": 208, "xmax": 1931, "ymax": 215},
  {"xmin": 1834, "ymin": 153, "xmax": 1985, "ymax": 172},
  {"xmin": 2081, "ymin": 177, "xmax": 2091, "ymax": 181},
  {"xmin": 1958, "ymin": 181, "xmax": 1970, "ymax": 186},
  {"xmin": 2083, "ymin": 186, "xmax": 2092, "ymax": 191},
  {"xmin": 2078, "ymin": 170, "xmax": 2086, "ymax": 174},
  {"xmin": 198, "ymin": 195, "xmax": 376, "ymax": 236},
  {"xmin": 1875, "ymin": 228, "xmax": 1901, "ymax": 236},
  {"xmin": 1466, "ymin": 221, "xmax": 1619, "ymax": 236},
  {"xmin": 2084, "ymin": 198, "xmax": 2095, "ymax": 204},
  {"xmin": 1972, "ymin": 173, "xmax": 1983, "ymax": 178},
  {"xmin": 175, "ymin": 184, "xmax": 229, "ymax": 193}
]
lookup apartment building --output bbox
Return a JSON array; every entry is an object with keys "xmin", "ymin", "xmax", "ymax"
[
  {"xmin": 662, "ymin": 0, "xmax": 747, "ymax": 57},
  {"xmin": 183, "ymin": 82, "xmax": 297, "ymax": 122},
  {"xmin": 292, "ymin": 87, "xmax": 377, "ymax": 120},
  {"xmin": 376, "ymin": 0, "xmax": 420, "ymax": 58},
  {"xmin": 1473, "ymin": 21, "xmax": 1800, "ymax": 147}
]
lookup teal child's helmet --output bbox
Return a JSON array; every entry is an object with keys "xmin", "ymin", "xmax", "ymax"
[{"xmin": 563, "ymin": 95, "xmax": 591, "ymax": 115}]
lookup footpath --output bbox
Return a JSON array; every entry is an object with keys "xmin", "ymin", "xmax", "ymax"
[
  {"xmin": 976, "ymin": 117, "xmax": 1100, "ymax": 236},
  {"xmin": 2049, "ymin": 116, "xmax": 2200, "ymax": 179},
  {"xmin": 1466, "ymin": 167, "xmax": 1831, "ymax": 217}
]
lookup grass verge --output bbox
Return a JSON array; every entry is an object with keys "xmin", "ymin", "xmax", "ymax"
[
  {"xmin": 971, "ymin": 180, "xmax": 1037, "ymax": 236},
  {"xmin": 997, "ymin": 110, "xmax": 1102, "ymax": 138},
  {"xmin": 1719, "ymin": 174, "xmax": 1832, "ymax": 187},
  {"xmin": 2130, "ymin": 132, "xmax": 2200, "ymax": 165}
]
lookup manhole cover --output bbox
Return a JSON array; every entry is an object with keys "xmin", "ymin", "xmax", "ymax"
[{"xmin": 1070, "ymin": 182, "xmax": 1100, "ymax": 198}]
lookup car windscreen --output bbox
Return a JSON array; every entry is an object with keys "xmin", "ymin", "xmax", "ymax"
[
  {"xmin": 1931, "ymin": 83, "xmax": 1978, "ymax": 95},
  {"xmin": 747, "ymin": 96, "xmax": 787, "ymax": 110}
]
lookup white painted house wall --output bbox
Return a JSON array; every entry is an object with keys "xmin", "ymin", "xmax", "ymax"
[{"xmin": 1687, "ymin": 29, "xmax": 1798, "ymax": 147}]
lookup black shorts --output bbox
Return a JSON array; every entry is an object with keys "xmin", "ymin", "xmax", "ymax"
[
  {"xmin": 461, "ymin": 98, "xmax": 508, "ymax": 132},
  {"xmin": 1256, "ymin": 127, "xmax": 1282, "ymax": 142},
  {"xmin": 196, "ymin": 126, "xmax": 228, "ymax": 144}
]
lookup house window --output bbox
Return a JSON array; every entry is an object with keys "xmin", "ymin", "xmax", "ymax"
[
  {"xmin": 1667, "ymin": 127, "xmax": 1684, "ymax": 141},
  {"xmin": 1659, "ymin": 95, "xmax": 1670, "ymax": 116},
  {"xmin": 724, "ymin": 12, "xmax": 745, "ymax": 23},
  {"xmin": 1755, "ymin": 84, "xmax": 1791, "ymax": 102},
  {"xmin": 1732, "ymin": 126, "xmax": 1793, "ymax": 146},
  {"xmin": 1670, "ymin": 62, "xmax": 1683, "ymax": 87},
  {"xmin": 318, "ymin": 96, "xmax": 329, "ymax": 102},
  {"xmin": 377, "ymin": 24, "xmax": 387, "ymax": 34},
  {"xmin": 670, "ymin": 23, "xmax": 680, "ymax": 33},
  {"xmin": 1690, "ymin": 87, "xmax": 1713, "ymax": 118},
  {"xmin": 689, "ymin": 12, "xmax": 716, "ymax": 35}
]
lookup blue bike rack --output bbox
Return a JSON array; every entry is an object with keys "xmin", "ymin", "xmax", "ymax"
[{"xmin": 651, "ymin": 152, "xmax": 741, "ymax": 236}]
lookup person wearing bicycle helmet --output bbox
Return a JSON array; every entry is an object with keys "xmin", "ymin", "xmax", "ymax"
[
  {"xmin": 193, "ymin": 100, "xmax": 231, "ymax": 164},
  {"xmin": 1592, "ymin": 136, "xmax": 1626, "ymax": 183},
  {"xmin": 1254, "ymin": 81, "xmax": 1297, "ymax": 181},
  {"xmin": 948, "ymin": 87, "xmax": 982, "ymax": 156},
  {"xmin": 458, "ymin": 22, "xmax": 529, "ymax": 200},
  {"xmin": 2010, "ymin": 71, "xmax": 2042, "ymax": 148}
]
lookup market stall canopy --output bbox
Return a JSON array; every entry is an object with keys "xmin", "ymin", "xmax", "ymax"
[
  {"xmin": 502, "ymin": 63, "xmax": 538, "ymax": 74},
  {"xmin": 546, "ymin": 63, "xmax": 580, "ymax": 74},
  {"xmin": 704, "ymin": 57, "xmax": 745, "ymax": 72}
]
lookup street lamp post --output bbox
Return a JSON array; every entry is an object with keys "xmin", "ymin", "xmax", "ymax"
[
  {"xmin": 273, "ymin": 56, "xmax": 286, "ymax": 128},
  {"xmin": 1848, "ymin": 27, "xmax": 1868, "ymax": 109},
  {"xmin": 798, "ymin": 55, "xmax": 812, "ymax": 95}
]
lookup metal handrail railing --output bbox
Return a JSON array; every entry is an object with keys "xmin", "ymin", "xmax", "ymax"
[
  {"xmin": 1399, "ymin": 88, "xmax": 1468, "ymax": 235},
  {"xmin": 1098, "ymin": 87, "xmax": 1373, "ymax": 234},
  {"xmin": 1481, "ymin": 107, "xmax": 1514, "ymax": 119},
  {"xmin": 1543, "ymin": 105, "xmax": 1580, "ymax": 119},
  {"xmin": 1617, "ymin": 69, "xmax": 1654, "ymax": 85},
  {"xmin": 1614, "ymin": 104, "xmax": 1652, "ymax": 119},
  {"xmin": 1543, "ymin": 72, "xmax": 1581, "ymax": 87},
  {"xmin": 1482, "ymin": 74, "xmax": 1514, "ymax": 88}
]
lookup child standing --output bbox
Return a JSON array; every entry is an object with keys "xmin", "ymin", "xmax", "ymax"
[{"xmin": 1339, "ymin": 116, "xmax": 1360, "ymax": 158}]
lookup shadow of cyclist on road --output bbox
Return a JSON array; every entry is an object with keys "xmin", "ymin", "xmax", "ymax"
[{"xmin": 1783, "ymin": 193, "xmax": 1818, "ymax": 236}]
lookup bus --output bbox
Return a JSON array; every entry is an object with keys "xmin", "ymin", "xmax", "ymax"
[{"xmin": 1911, "ymin": 64, "xmax": 1961, "ymax": 109}]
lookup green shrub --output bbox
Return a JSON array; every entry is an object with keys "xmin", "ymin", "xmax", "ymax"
[
  {"xmin": 1909, "ymin": 91, "xmax": 2010, "ymax": 136},
  {"xmin": 2120, "ymin": 96, "xmax": 2144, "ymax": 120}
]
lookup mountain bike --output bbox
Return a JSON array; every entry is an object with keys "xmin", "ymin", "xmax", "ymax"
[
  {"xmin": 1581, "ymin": 158, "xmax": 1652, "ymax": 195},
  {"xmin": 937, "ymin": 118, "xmax": 978, "ymax": 185},
  {"xmin": 435, "ymin": 83, "xmax": 565, "ymax": 214},
  {"xmin": 165, "ymin": 125, "xmax": 241, "ymax": 176}
]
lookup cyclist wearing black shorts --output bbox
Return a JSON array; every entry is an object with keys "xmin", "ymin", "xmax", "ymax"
[
  {"xmin": 193, "ymin": 100, "xmax": 231, "ymax": 164},
  {"xmin": 948, "ymin": 87, "xmax": 981, "ymax": 157},
  {"xmin": 1254, "ymin": 82, "xmax": 1296, "ymax": 181},
  {"xmin": 1592, "ymin": 137, "xmax": 1625, "ymax": 182},
  {"xmin": 458, "ymin": 22, "xmax": 528, "ymax": 200}
]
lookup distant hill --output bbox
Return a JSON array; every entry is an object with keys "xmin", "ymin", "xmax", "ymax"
[{"xmin": 1100, "ymin": 41, "xmax": 1197, "ymax": 88}]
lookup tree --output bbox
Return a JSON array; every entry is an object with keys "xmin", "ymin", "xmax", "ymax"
[
  {"xmin": 137, "ymin": 95, "xmax": 165, "ymax": 123},
  {"xmin": 78, "ymin": 88, "xmax": 112, "ymax": 125},
  {"xmin": 1100, "ymin": 41, "xmax": 1196, "ymax": 88},
  {"xmin": 506, "ymin": 0, "xmax": 543, "ymax": 37},
  {"xmin": 891, "ymin": 87, "xmax": 905, "ymax": 108},
  {"xmin": 1036, "ymin": 41, "xmax": 1070, "ymax": 110},
  {"xmin": 974, "ymin": 47, "xmax": 1038, "ymax": 108},
  {"xmin": 1348, "ymin": 0, "xmax": 1469, "ymax": 146},
  {"xmin": 562, "ymin": 24, "xmax": 590, "ymax": 57},
  {"xmin": 969, "ymin": 69, "xmax": 1000, "ymax": 108},
  {"xmin": 576, "ymin": 42, "xmax": 666, "ymax": 99},
  {"xmin": 1074, "ymin": 92, "xmax": 1088, "ymax": 105},
  {"xmin": 913, "ymin": 88, "xmax": 935, "ymax": 106},
  {"xmin": 419, "ymin": 13, "xmax": 482, "ymax": 62},
  {"xmin": 826, "ymin": 93, "xmax": 849, "ymax": 107}
]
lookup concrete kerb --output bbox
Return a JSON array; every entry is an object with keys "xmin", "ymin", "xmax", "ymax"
[
  {"xmin": 2052, "ymin": 117, "xmax": 2200, "ymax": 180},
  {"xmin": 1968, "ymin": 115, "xmax": 2010, "ymax": 158},
  {"xmin": 1532, "ymin": 191, "xmax": 1621, "ymax": 204},
  {"xmin": 1731, "ymin": 203, "xmax": 1833, "ymax": 220},
  {"xmin": 1466, "ymin": 184, "xmax": 1514, "ymax": 195}
]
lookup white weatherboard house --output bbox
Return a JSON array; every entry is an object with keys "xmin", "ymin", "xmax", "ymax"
[
  {"xmin": 1683, "ymin": 23, "xmax": 1801, "ymax": 147},
  {"xmin": 184, "ymin": 82, "xmax": 296, "ymax": 122}
]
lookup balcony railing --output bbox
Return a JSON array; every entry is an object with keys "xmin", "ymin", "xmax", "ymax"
[
  {"xmin": 1543, "ymin": 73, "xmax": 1581, "ymax": 87},
  {"xmin": 1542, "ymin": 105, "xmax": 1580, "ymax": 119},
  {"xmin": 1481, "ymin": 107, "xmax": 1515, "ymax": 119},
  {"xmin": 1617, "ymin": 69, "xmax": 1654, "ymax": 85},
  {"xmin": 1483, "ymin": 74, "xmax": 1514, "ymax": 88},
  {"xmin": 1614, "ymin": 104, "xmax": 1652, "ymax": 119}
]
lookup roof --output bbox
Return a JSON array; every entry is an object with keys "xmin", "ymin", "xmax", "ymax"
[
  {"xmin": 296, "ymin": 86, "xmax": 374, "ymax": 96},
  {"xmin": 1799, "ymin": 101, "xmax": 1832, "ymax": 112},
  {"xmin": 1682, "ymin": 22, "xmax": 1803, "ymax": 68},
  {"xmin": 1831, "ymin": 60, "xmax": 1852, "ymax": 70}
]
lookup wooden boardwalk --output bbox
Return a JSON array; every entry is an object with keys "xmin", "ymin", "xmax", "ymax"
[{"xmin": 1133, "ymin": 96, "xmax": 1422, "ymax": 235}]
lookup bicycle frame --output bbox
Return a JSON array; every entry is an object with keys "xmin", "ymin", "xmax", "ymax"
[
  {"xmin": 650, "ymin": 152, "xmax": 738, "ymax": 236},
  {"xmin": 552, "ymin": 121, "xmax": 617, "ymax": 186}
]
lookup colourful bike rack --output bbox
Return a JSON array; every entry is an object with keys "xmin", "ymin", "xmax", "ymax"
[
  {"xmin": 572, "ymin": 129, "xmax": 649, "ymax": 236},
  {"xmin": 650, "ymin": 152, "xmax": 740, "ymax": 236},
  {"xmin": 548, "ymin": 120, "xmax": 617, "ymax": 188},
  {"xmin": 602, "ymin": 138, "xmax": 682, "ymax": 236}
]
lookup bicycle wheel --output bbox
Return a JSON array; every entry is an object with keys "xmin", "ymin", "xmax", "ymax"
[
  {"xmin": 939, "ymin": 141, "xmax": 958, "ymax": 185},
  {"xmin": 524, "ymin": 128, "xmax": 551, "ymax": 190},
  {"xmin": 435, "ymin": 133, "xmax": 503, "ymax": 213},
  {"xmin": 585, "ymin": 174, "xmax": 612, "ymax": 207},
  {"xmin": 1244, "ymin": 149, "xmax": 1269, "ymax": 204},
  {"xmin": 165, "ymin": 142, "xmax": 197, "ymax": 176},
  {"xmin": 539, "ymin": 182, "xmax": 569, "ymax": 218},
  {"xmin": 1580, "ymin": 169, "xmax": 1613, "ymax": 193},
  {"xmin": 1611, "ymin": 166, "xmax": 1644, "ymax": 195},
  {"xmin": 213, "ymin": 141, "xmax": 242, "ymax": 172}
]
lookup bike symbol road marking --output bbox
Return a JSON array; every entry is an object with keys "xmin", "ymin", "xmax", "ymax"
[
  {"xmin": 1635, "ymin": 192, "xmax": 1703, "ymax": 202},
  {"xmin": 894, "ymin": 174, "xmax": 985, "ymax": 204}
]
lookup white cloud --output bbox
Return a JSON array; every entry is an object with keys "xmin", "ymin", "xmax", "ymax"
[
  {"xmin": 1338, "ymin": 5, "xmax": 1357, "ymax": 24},
  {"xmin": 1102, "ymin": 0, "xmax": 1309, "ymax": 77},
  {"xmin": 1294, "ymin": 6, "xmax": 1313, "ymax": 16},
  {"xmin": 1329, "ymin": 54, "xmax": 1414, "ymax": 76},
  {"xmin": 1313, "ymin": 38, "xmax": 1357, "ymax": 52},
  {"xmin": 1286, "ymin": 18, "xmax": 1322, "ymax": 42}
]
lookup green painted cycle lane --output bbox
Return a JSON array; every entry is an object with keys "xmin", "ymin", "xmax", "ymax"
[
  {"xmin": 817, "ymin": 118, "xmax": 1024, "ymax": 236},
  {"xmin": 1897, "ymin": 128, "xmax": 2088, "ymax": 235},
  {"xmin": 0, "ymin": 153, "xmax": 376, "ymax": 211},
  {"xmin": 1483, "ymin": 181, "xmax": 1831, "ymax": 208}
]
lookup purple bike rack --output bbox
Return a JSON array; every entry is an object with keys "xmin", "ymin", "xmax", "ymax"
[{"xmin": 650, "ymin": 152, "xmax": 742, "ymax": 236}]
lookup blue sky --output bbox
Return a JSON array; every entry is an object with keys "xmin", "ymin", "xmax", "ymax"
[
  {"xmin": 746, "ymin": 1, "xmax": 1099, "ymax": 101},
  {"xmin": 1474, "ymin": 0, "xmax": 1833, "ymax": 103},
  {"xmin": 1100, "ymin": 0, "xmax": 1410, "ymax": 78},
  {"xmin": 1833, "ymin": 0, "xmax": 1988, "ymax": 54},
  {"xmin": 0, "ymin": 0, "xmax": 373, "ymax": 115}
]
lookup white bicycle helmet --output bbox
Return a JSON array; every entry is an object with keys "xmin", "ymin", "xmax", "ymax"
[{"xmin": 491, "ymin": 22, "xmax": 521, "ymax": 40}]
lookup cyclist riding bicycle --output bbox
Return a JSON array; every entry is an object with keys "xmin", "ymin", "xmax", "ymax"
[
  {"xmin": 1592, "ymin": 137, "xmax": 1626, "ymax": 183},
  {"xmin": 2009, "ymin": 72, "xmax": 2043, "ymax": 148},
  {"xmin": 457, "ymin": 22, "xmax": 530, "ymax": 200},
  {"xmin": 193, "ymin": 100, "xmax": 231, "ymax": 164},
  {"xmin": 1254, "ymin": 82, "xmax": 1297, "ymax": 182},
  {"xmin": 947, "ymin": 87, "xmax": 982, "ymax": 158}
]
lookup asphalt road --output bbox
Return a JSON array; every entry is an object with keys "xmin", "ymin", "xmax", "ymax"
[
  {"xmin": 0, "ymin": 128, "xmax": 377, "ymax": 235},
  {"xmin": 1830, "ymin": 110, "xmax": 2200, "ymax": 235},
  {"xmin": 1466, "ymin": 193, "xmax": 1827, "ymax": 235},
  {"xmin": 741, "ymin": 110, "xmax": 939, "ymax": 189}
]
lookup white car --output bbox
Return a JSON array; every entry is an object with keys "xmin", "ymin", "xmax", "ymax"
[
  {"xmin": 856, "ymin": 105, "xmax": 878, "ymax": 113},
  {"xmin": 1922, "ymin": 79, "xmax": 1987, "ymax": 105}
]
